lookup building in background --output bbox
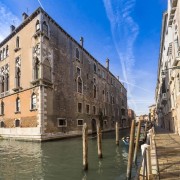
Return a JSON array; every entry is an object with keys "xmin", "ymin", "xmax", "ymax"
[
  {"xmin": 149, "ymin": 104, "xmax": 156, "ymax": 122},
  {"xmin": 155, "ymin": 0, "xmax": 180, "ymax": 134},
  {"xmin": 0, "ymin": 7, "xmax": 128, "ymax": 141}
]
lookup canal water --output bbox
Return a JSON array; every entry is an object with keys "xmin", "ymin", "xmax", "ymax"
[{"xmin": 0, "ymin": 129, "xmax": 139, "ymax": 180}]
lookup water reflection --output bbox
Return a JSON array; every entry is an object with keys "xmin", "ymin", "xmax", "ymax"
[{"xmin": 0, "ymin": 129, "xmax": 138, "ymax": 180}]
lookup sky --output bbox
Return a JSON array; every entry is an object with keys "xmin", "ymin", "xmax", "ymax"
[{"xmin": 0, "ymin": 0, "xmax": 167, "ymax": 115}]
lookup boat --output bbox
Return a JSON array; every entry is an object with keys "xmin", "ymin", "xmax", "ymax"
[{"xmin": 122, "ymin": 135, "xmax": 145, "ymax": 146}]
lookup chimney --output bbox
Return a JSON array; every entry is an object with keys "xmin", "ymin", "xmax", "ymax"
[
  {"xmin": 117, "ymin": 76, "xmax": 119, "ymax": 80},
  {"xmin": 10, "ymin": 25, "xmax": 15, "ymax": 33},
  {"xmin": 22, "ymin": 12, "xmax": 28, "ymax": 21},
  {"xmin": 80, "ymin": 37, "xmax": 84, "ymax": 47},
  {"xmin": 106, "ymin": 58, "xmax": 109, "ymax": 70}
]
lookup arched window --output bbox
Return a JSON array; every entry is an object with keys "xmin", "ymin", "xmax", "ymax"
[
  {"xmin": 15, "ymin": 119, "xmax": 20, "ymax": 127},
  {"xmin": 36, "ymin": 20, "xmax": 40, "ymax": 31},
  {"xmin": 77, "ymin": 77, "xmax": 83, "ymax": 93},
  {"xmin": 0, "ymin": 121, "xmax": 4, "ymax": 128},
  {"xmin": 0, "ymin": 51, "xmax": 2, "ymax": 61},
  {"xmin": 6, "ymin": 45, "xmax": 9, "ymax": 56},
  {"xmin": 15, "ymin": 67, "xmax": 21, "ymax": 87},
  {"xmin": 42, "ymin": 21, "xmax": 48, "ymax": 36},
  {"xmin": 0, "ymin": 101, "xmax": 4, "ymax": 115},
  {"xmin": 1, "ymin": 76, "xmax": 4, "ymax": 93},
  {"xmin": 31, "ymin": 93, "xmax": 37, "ymax": 109},
  {"xmin": 43, "ymin": 59, "xmax": 51, "ymax": 82},
  {"xmin": 76, "ymin": 48, "xmax": 79, "ymax": 60},
  {"xmin": 34, "ymin": 58, "xmax": 40, "ymax": 80},
  {"xmin": 16, "ymin": 97, "xmax": 20, "ymax": 112},
  {"xmin": 5, "ymin": 74, "xmax": 9, "ymax": 91},
  {"xmin": 16, "ymin": 36, "xmax": 19, "ymax": 48},
  {"xmin": 93, "ymin": 85, "xmax": 96, "ymax": 98},
  {"xmin": 3, "ymin": 48, "xmax": 5, "ymax": 59}
]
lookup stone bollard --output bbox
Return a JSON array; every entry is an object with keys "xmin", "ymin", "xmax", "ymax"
[
  {"xmin": 82, "ymin": 123, "xmax": 88, "ymax": 170},
  {"xmin": 97, "ymin": 125, "xmax": 103, "ymax": 158},
  {"xmin": 116, "ymin": 122, "xmax": 119, "ymax": 145}
]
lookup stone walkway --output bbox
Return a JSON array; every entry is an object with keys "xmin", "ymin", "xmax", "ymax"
[{"xmin": 155, "ymin": 127, "xmax": 180, "ymax": 179}]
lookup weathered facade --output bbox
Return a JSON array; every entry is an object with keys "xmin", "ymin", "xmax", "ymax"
[
  {"xmin": 0, "ymin": 8, "xmax": 128, "ymax": 141},
  {"xmin": 156, "ymin": 0, "xmax": 180, "ymax": 134},
  {"xmin": 148, "ymin": 104, "xmax": 156, "ymax": 122},
  {"xmin": 127, "ymin": 109, "xmax": 135, "ymax": 126}
]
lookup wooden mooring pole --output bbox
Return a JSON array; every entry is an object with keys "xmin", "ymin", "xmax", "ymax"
[
  {"xmin": 126, "ymin": 120, "xmax": 135, "ymax": 180},
  {"xmin": 82, "ymin": 123, "xmax": 88, "ymax": 170},
  {"xmin": 133, "ymin": 120, "xmax": 141, "ymax": 163},
  {"xmin": 97, "ymin": 125, "xmax": 103, "ymax": 158},
  {"xmin": 116, "ymin": 122, "xmax": 119, "ymax": 145}
]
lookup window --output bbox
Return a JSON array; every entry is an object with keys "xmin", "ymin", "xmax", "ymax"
[
  {"xmin": 5, "ymin": 74, "xmax": 9, "ymax": 91},
  {"xmin": 86, "ymin": 104, "xmax": 90, "ymax": 114},
  {"xmin": 78, "ymin": 103, "xmax": 82, "ymax": 113},
  {"xmin": 15, "ymin": 67, "xmax": 21, "ymax": 88},
  {"xmin": 93, "ymin": 85, "xmax": 96, "ymax": 98},
  {"xmin": 106, "ymin": 92, "xmax": 109, "ymax": 102},
  {"xmin": 34, "ymin": 58, "xmax": 40, "ymax": 79},
  {"xmin": 104, "ymin": 120, "xmax": 107, "ymax": 125},
  {"xmin": 16, "ymin": 36, "xmax": 19, "ymax": 48},
  {"xmin": 77, "ymin": 67, "xmax": 81, "ymax": 76},
  {"xmin": 31, "ymin": 93, "xmax": 37, "ymax": 110},
  {"xmin": 77, "ymin": 119, "xmax": 84, "ymax": 126},
  {"xmin": 15, "ymin": 119, "xmax": 20, "ymax": 127},
  {"xmin": 93, "ymin": 78, "xmax": 96, "ymax": 84},
  {"xmin": 1, "ymin": 76, "xmax": 4, "ymax": 93},
  {"xmin": 16, "ymin": 97, "xmax": 20, "ymax": 112},
  {"xmin": 42, "ymin": 21, "xmax": 48, "ymax": 36},
  {"xmin": 77, "ymin": 77, "xmax": 83, "ymax": 93},
  {"xmin": 0, "ymin": 51, "xmax": 2, "ymax": 61},
  {"xmin": 57, "ymin": 118, "xmax": 67, "ymax": 127},
  {"xmin": 36, "ymin": 20, "xmax": 40, "ymax": 31},
  {"xmin": 76, "ymin": 48, "xmax": 79, "ymax": 60},
  {"xmin": 102, "ymin": 90, "xmax": 105, "ymax": 101},
  {"xmin": 3, "ymin": 48, "xmax": 5, "ymax": 59},
  {"xmin": 94, "ymin": 63, "xmax": 97, "ymax": 73},
  {"xmin": 0, "ymin": 121, "xmax": 4, "ymax": 128},
  {"xmin": 93, "ymin": 106, "xmax": 96, "ymax": 115},
  {"xmin": 0, "ymin": 101, "xmax": 4, "ymax": 115},
  {"xmin": 6, "ymin": 45, "xmax": 9, "ymax": 57}
]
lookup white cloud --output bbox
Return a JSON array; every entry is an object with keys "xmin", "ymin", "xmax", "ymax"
[
  {"xmin": 0, "ymin": 2, "xmax": 20, "ymax": 42},
  {"xmin": 103, "ymin": 0, "xmax": 139, "ymax": 113}
]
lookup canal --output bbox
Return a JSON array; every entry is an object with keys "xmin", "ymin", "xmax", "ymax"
[{"xmin": 0, "ymin": 129, "xmax": 139, "ymax": 180}]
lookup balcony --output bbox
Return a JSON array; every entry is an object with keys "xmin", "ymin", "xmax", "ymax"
[{"xmin": 161, "ymin": 93, "xmax": 167, "ymax": 104}]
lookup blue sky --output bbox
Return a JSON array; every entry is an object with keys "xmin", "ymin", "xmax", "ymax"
[{"xmin": 0, "ymin": 0, "xmax": 167, "ymax": 115}]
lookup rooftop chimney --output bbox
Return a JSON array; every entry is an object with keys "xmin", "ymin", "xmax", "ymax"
[
  {"xmin": 80, "ymin": 37, "xmax": 84, "ymax": 47},
  {"xmin": 117, "ymin": 76, "xmax": 119, "ymax": 80},
  {"xmin": 106, "ymin": 58, "xmax": 109, "ymax": 70},
  {"xmin": 10, "ymin": 25, "xmax": 15, "ymax": 33},
  {"xmin": 22, "ymin": 12, "xmax": 28, "ymax": 21}
]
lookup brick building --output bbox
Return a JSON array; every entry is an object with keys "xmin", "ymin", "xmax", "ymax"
[{"xmin": 0, "ymin": 8, "xmax": 128, "ymax": 141}]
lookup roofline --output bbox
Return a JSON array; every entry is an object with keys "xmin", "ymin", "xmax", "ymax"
[{"xmin": 0, "ymin": 7, "xmax": 127, "ymax": 92}]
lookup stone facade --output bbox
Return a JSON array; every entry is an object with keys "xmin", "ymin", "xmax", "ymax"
[
  {"xmin": 155, "ymin": 0, "xmax": 180, "ymax": 134},
  {"xmin": 0, "ymin": 8, "xmax": 128, "ymax": 141}
]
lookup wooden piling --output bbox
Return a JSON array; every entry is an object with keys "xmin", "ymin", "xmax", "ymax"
[
  {"xmin": 82, "ymin": 123, "xmax": 88, "ymax": 170},
  {"xmin": 97, "ymin": 125, "xmax": 103, "ymax": 158},
  {"xmin": 146, "ymin": 145, "xmax": 152, "ymax": 179},
  {"xmin": 126, "ymin": 120, "xmax": 135, "ymax": 180},
  {"xmin": 116, "ymin": 122, "xmax": 119, "ymax": 145},
  {"xmin": 133, "ymin": 120, "xmax": 141, "ymax": 163}
]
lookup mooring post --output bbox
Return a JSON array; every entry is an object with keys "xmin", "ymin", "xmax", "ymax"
[
  {"xmin": 82, "ymin": 123, "xmax": 88, "ymax": 170},
  {"xmin": 116, "ymin": 122, "xmax": 119, "ymax": 145},
  {"xmin": 126, "ymin": 119, "xmax": 135, "ymax": 180},
  {"xmin": 146, "ymin": 145, "xmax": 152, "ymax": 179},
  {"xmin": 133, "ymin": 120, "xmax": 141, "ymax": 163},
  {"xmin": 97, "ymin": 125, "xmax": 103, "ymax": 158}
]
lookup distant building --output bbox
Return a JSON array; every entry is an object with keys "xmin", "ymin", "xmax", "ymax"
[
  {"xmin": 149, "ymin": 104, "xmax": 156, "ymax": 122},
  {"xmin": 0, "ymin": 8, "xmax": 128, "ymax": 141}
]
